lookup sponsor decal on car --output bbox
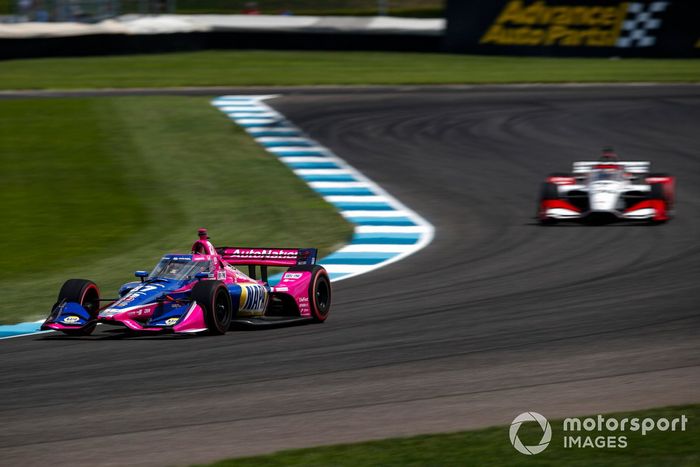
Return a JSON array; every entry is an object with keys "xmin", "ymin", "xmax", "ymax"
[
  {"xmin": 229, "ymin": 248, "xmax": 298, "ymax": 259},
  {"xmin": 62, "ymin": 315, "xmax": 80, "ymax": 324},
  {"xmin": 127, "ymin": 308, "xmax": 151, "ymax": 317},
  {"xmin": 165, "ymin": 317, "xmax": 179, "ymax": 326},
  {"xmin": 282, "ymin": 272, "xmax": 303, "ymax": 281},
  {"xmin": 166, "ymin": 255, "xmax": 193, "ymax": 261},
  {"xmin": 297, "ymin": 296, "xmax": 310, "ymax": 314},
  {"xmin": 239, "ymin": 284, "xmax": 269, "ymax": 313},
  {"xmin": 121, "ymin": 284, "xmax": 165, "ymax": 302}
]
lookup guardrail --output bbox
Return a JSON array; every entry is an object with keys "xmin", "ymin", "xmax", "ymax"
[{"xmin": 0, "ymin": 14, "xmax": 444, "ymax": 59}]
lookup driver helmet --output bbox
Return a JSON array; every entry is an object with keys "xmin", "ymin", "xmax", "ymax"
[
  {"xmin": 599, "ymin": 146, "xmax": 619, "ymax": 162},
  {"xmin": 192, "ymin": 228, "xmax": 215, "ymax": 255}
]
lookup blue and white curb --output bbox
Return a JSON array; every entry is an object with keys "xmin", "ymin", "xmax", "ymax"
[
  {"xmin": 0, "ymin": 320, "xmax": 50, "ymax": 339},
  {"xmin": 0, "ymin": 94, "xmax": 434, "ymax": 339},
  {"xmin": 212, "ymin": 95, "xmax": 434, "ymax": 283}
]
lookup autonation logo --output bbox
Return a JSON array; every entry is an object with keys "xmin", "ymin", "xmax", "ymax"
[{"xmin": 510, "ymin": 412, "xmax": 689, "ymax": 454}]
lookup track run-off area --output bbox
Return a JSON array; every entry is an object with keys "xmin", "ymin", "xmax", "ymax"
[{"xmin": 0, "ymin": 85, "xmax": 698, "ymax": 466}]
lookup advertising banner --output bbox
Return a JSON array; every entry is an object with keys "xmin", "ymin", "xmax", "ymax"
[{"xmin": 445, "ymin": 0, "xmax": 700, "ymax": 57}]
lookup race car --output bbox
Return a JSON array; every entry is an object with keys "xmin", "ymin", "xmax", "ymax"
[
  {"xmin": 41, "ymin": 229, "xmax": 331, "ymax": 336},
  {"xmin": 537, "ymin": 149, "xmax": 675, "ymax": 224}
]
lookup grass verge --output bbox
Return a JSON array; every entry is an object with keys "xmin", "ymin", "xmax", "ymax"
[
  {"xmin": 1, "ymin": 51, "xmax": 699, "ymax": 90},
  {"xmin": 198, "ymin": 404, "xmax": 699, "ymax": 466},
  {"xmin": 0, "ymin": 96, "xmax": 352, "ymax": 324}
]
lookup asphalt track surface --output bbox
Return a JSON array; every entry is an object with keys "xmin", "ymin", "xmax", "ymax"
[{"xmin": 1, "ymin": 85, "xmax": 699, "ymax": 466}]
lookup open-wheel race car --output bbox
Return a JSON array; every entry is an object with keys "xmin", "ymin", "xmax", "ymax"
[
  {"xmin": 41, "ymin": 229, "xmax": 331, "ymax": 336},
  {"xmin": 537, "ymin": 148, "xmax": 675, "ymax": 224}
]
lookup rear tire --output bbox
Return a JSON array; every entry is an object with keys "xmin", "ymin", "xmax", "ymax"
[
  {"xmin": 54, "ymin": 279, "xmax": 100, "ymax": 336},
  {"xmin": 287, "ymin": 265, "xmax": 331, "ymax": 322},
  {"xmin": 191, "ymin": 280, "xmax": 232, "ymax": 335}
]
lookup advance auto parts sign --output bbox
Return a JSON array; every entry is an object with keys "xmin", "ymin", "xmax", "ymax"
[
  {"xmin": 445, "ymin": 0, "xmax": 699, "ymax": 57},
  {"xmin": 480, "ymin": 1, "xmax": 641, "ymax": 48}
]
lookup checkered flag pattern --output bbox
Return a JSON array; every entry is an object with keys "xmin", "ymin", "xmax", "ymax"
[{"xmin": 616, "ymin": 1, "xmax": 669, "ymax": 48}]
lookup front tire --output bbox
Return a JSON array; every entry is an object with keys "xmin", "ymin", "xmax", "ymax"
[
  {"xmin": 540, "ymin": 182, "xmax": 559, "ymax": 200},
  {"xmin": 650, "ymin": 183, "xmax": 664, "ymax": 199},
  {"xmin": 191, "ymin": 280, "xmax": 232, "ymax": 335},
  {"xmin": 54, "ymin": 279, "xmax": 100, "ymax": 336}
]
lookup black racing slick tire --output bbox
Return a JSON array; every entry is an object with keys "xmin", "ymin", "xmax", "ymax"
[
  {"xmin": 191, "ymin": 280, "xmax": 232, "ymax": 335},
  {"xmin": 540, "ymin": 182, "xmax": 560, "ymax": 200},
  {"xmin": 287, "ymin": 265, "xmax": 331, "ymax": 323},
  {"xmin": 650, "ymin": 183, "xmax": 665, "ymax": 200},
  {"xmin": 54, "ymin": 279, "xmax": 100, "ymax": 336}
]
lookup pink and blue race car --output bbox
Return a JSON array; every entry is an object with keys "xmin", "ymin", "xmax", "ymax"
[{"xmin": 41, "ymin": 229, "xmax": 331, "ymax": 336}]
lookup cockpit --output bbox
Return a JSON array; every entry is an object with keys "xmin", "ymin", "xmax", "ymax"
[
  {"xmin": 590, "ymin": 170, "xmax": 623, "ymax": 182},
  {"xmin": 149, "ymin": 257, "xmax": 213, "ymax": 280}
]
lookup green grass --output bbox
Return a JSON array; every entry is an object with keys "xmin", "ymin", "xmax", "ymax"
[
  {"xmin": 1, "ymin": 51, "xmax": 699, "ymax": 90},
  {"xmin": 0, "ymin": 97, "xmax": 352, "ymax": 324},
  {"xmin": 199, "ymin": 405, "xmax": 699, "ymax": 466}
]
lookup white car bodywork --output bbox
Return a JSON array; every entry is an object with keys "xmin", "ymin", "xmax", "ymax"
[{"xmin": 543, "ymin": 161, "xmax": 661, "ymax": 221}]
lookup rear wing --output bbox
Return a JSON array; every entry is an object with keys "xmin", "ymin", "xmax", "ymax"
[
  {"xmin": 572, "ymin": 161, "xmax": 650, "ymax": 174},
  {"xmin": 216, "ymin": 247, "xmax": 317, "ymax": 267}
]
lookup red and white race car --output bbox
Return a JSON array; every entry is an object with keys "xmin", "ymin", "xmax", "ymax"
[{"xmin": 537, "ymin": 149, "xmax": 675, "ymax": 224}]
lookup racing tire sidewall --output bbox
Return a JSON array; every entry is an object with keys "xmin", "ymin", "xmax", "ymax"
[
  {"xmin": 192, "ymin": 280, "xmax": 232, "ymax": 335},
  {"xmin": 309, "ymin": 268, "xmax": 331, "ymax": 322},
  {"xmin": 55, "ymin": 279, "xmax": 100, "ymax": 336}
]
